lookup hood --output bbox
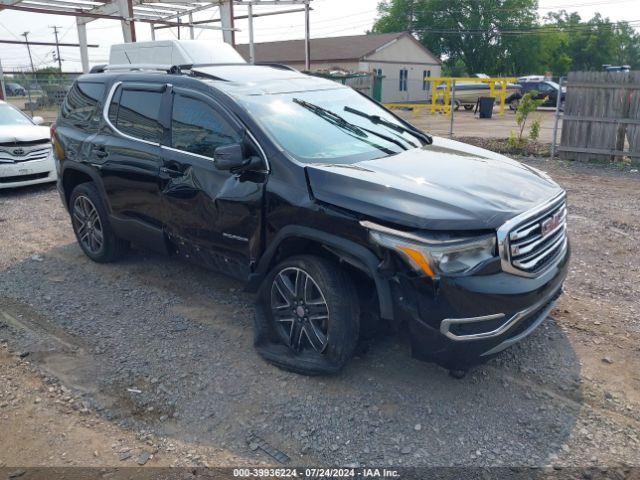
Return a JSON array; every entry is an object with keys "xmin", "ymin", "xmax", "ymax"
[
  {"xmin": 0, "ymin": 125, "xmax": 49, "ymax": 144},
  {"xmin": 306, "ymin": 136, "xmax": 563, "ymax": 231}
]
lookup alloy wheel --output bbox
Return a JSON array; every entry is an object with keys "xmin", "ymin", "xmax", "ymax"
[
  {"xmin": 72, "ymin": 195, "xmax": 104, "ymax": 254},
  {"xmin": 270, "ymin": 267, "xmax": 330, "ymax": 353}
]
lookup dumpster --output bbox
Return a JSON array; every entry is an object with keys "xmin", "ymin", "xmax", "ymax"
[{"xmin": 476, "ymin": 96, "xmax": 495, "ymax": 119}]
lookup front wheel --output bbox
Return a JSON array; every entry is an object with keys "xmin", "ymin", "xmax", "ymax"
[{"xmin": 254, "ymin": 255, "xmax": 360, "ymax": 375}]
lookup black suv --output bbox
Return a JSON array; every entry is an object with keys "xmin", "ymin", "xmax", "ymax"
[
  {"xmin": 52, "ymin": 64, "xmax": 569, "ymax": 375},
  {"xmin": 508, "ymin": 79, "xmax": 565, "ymax": 110}
]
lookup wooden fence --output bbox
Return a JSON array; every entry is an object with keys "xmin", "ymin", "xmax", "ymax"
[{"xmin": 559, "ymin": 71, "xmax": 640, "ymax": 161}]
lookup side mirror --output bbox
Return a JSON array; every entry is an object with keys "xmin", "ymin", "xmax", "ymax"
[
  {"xmin": 32, "ymin": 116, "xmax": 44, "ymax": 125},
  {"xmin": 213, "ymin": 143, "xmax": 249, "ymax": 171}
]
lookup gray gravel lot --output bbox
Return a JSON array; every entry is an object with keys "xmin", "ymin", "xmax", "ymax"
[{"xmin": 0, "ymin": 158, "xmax": 639, "ymax": 468}]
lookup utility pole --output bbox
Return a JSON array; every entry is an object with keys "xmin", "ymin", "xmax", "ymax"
[
  {"xmin": 51, "ymin": 26, "xmax": 63, "ymax": 71},
  {"xmin": 21, "ymin": 32, "xmax": 36, "ymax": 74},
  {"xmin": 304, "ymin": 1, "xmax": 310, "ymax": 71}
]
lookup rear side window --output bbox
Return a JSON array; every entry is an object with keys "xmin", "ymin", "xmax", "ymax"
[
  {"xmin": 61, "ymin": 81, "xmax": 104, "ymax": 128},
  {"xmin": 110, "ymin": 88, "xmax": 163, "ymax": 143},
  {"xmin": 171, "ymin": 93, "xmax": 239, "ymax": 158}
]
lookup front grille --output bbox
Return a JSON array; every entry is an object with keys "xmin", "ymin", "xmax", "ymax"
[
  {"xmin": 0, "ymin": 138, "xmax": 49, "ymax": 147},
  {"xmin": 0, "ymin": 145, "xmax": 51, "ymax": 163},
  {"xmin": 501, "ymin": 195, "xmax": 568, "ymax": 276},
  {"xmin": 0, "ymin": 171, "xmax": 50, "ymax": 183}
]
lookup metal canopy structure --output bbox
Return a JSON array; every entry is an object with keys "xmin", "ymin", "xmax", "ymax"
[{"xmin": 0, "ymin": 0, "xmax": 312, "ymax": 73}]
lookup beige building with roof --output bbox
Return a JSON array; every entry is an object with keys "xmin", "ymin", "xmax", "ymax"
[{"xmin": 235, "ymin": 32, "xmax": 441, "ymax": 103}]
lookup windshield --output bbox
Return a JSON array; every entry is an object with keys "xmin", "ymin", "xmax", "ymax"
[
  {"xmin": 237, "ymin": 87, "xmax": 424, "ymax": 164},
  {"xmin": 0, "ymin": 103, "xmax": 33, "ymax": 126}
]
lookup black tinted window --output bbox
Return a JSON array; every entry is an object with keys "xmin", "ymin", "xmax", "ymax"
[
  {"xmin": 107, "ymin": 86, "xmax": 121, "ymax": 124},
  {"xmin": 61, "ymin": 81, "xmax": 104, "ymax": 128},
  {"xmin": 171, "ymin": 94, "xmax": 239, "ymax": 157},
  {"xmin": 115, "ymin": 89, "xmax": 163, "ymax": 143}
]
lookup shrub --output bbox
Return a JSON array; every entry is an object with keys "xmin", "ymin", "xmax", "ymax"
[{"xmin": 509, "ymin": 91, "xmax": 546, "ymax": 148}]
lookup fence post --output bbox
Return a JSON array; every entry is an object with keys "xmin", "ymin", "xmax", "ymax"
[
  {"xmin": 449, "ymin": 80, "xmax": 456, "ymax": 138},
  {"xmin": 0, "ymin": 59, "xmax": 5, "ymax": 100},
  {"xmin": 550, "ymin": 76, "xmax": 564, "ymax": 159},
  {"xmin": 26, "ymin": 70, "xmax": 34, "ymax": 117}
]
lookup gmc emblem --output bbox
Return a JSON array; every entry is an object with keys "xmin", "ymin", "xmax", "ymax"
[{"xmin": 541, "ymin": 211, "xmax": 563, "ymax": 237}]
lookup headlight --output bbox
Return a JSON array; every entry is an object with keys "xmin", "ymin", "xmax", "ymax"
[{"xmin": 362, "ymin": 221, "xmax": 496, "ymax": 277}]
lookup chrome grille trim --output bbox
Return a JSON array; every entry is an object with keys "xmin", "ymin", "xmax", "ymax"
[
  {"xmin": 497, "ymin": 192, "xmax": 568, "ymax": 278},
  {"xmin": 0, "ymin": 145, "xmax": 51, "ymax": 163}
]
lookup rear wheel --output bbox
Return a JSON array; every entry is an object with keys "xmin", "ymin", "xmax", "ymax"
[
  {"xmin": 254, "ymin": 255, "xmax": 360, "ymax": 375},
  {"xmin": 69, "ymin": 182, "xmax": 128, "ymax": 263},
  {"xmin": 509, "ymin": 98, "xmax": 520, "ymax": 111}
]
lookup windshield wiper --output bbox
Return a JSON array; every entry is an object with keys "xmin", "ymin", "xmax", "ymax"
[
  {"xmin": 343, "ymin": 106, "xmax": 433, "ymax": 145},
  {"xmin": 293, "ymin": 98, "xmax": 399, "ymax": 155}
]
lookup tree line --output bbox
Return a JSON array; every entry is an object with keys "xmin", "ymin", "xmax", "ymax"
[{"xmin": 372, "ymin": 0, "xmax": 640, "ymax": 77}]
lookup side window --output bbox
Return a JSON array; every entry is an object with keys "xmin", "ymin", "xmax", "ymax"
[
  {"xmin": 422, "ymin": 70, "xmax": 431, "ymax": 91},
  {"xmin": 60, "ymin": 81, "xmax": 105, "ymax": 128},
  {"xmin": 399, "ymin": 69, "xmax": 408, "ymax": 92},
  {"xmin": 107, "ymin": 85, "xmax": 121, "ymax": 125},
  {"xmin": 171, "ymin": 93, "xmax": 240, "ymax": 158},
  {"xmin": 114, "ymin": 89, "xmax": 164, "ymax": 143}
]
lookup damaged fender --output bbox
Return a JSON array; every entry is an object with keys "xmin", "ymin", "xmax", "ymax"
[{"xmin": 246, "ymin": 225, "xmax": 394, "ymax": 321}]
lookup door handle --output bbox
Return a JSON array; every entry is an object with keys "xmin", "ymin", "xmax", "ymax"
[
  {"xmin": 93, "ymin": 146, "xmax": 108, "ymax": 158},
  {"xmin": 160, "ymin": 166, "xmax": 183, "ymax": 177}
]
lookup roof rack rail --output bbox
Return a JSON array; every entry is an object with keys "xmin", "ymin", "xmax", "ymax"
[
  {"xmin": 102, "ymin": 64, "xmax": 184, "ymax": 74},
  {"xmin": 90, "ymin": 64, "xmax": 107, "ymax": 74},
  {"xmin": 256, "ymin": 63, "xmax": 298, "ymax": 72}
]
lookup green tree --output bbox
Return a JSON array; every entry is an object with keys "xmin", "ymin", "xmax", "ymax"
[
  {"xmin": 373, "ymin": 1, "xmax": 640, "ymax": 76},
  {"xmin": 373, "ymin": 0, "xmax": 540, "ymax": 75},
  {"xmin": 613, "ymin": 22, "xmax": 640, "ymax": 67},
  {"xmin": 541, "ymin": 12, "xmax": 639, "ymax": 72}
]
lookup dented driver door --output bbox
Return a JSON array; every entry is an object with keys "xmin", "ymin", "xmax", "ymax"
[{"xmin": 159, "ymin": 88, "xmax": 265, "ymax": 280}]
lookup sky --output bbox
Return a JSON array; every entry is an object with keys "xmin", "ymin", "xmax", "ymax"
[{"xmin": 0, "ymin": 0, "xmax": 638, "ymax": 71}]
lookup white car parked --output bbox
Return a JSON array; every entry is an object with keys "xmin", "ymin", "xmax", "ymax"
[{"xmin": 0, "ymin": 100, "xmax": 56, "ymax": 189}]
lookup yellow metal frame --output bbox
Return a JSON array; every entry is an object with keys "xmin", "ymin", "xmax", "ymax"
[{"xmin": 384, "ymin": 76, "xmax": 517, "ymax": 116}]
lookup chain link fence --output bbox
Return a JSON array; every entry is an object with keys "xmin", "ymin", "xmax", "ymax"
[{"xmin": 1, "ymin": 69, "xmax": 80, "ymax": 124}]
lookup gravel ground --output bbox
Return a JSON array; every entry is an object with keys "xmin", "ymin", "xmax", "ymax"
[{"xmin": 0, "ymin": 158, "xmax": 639, "ymax": 468}]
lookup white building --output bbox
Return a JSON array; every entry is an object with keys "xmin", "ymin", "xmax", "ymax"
[{"xmin": 235, "ymin": 32, "xmax": 441, "ymax": 103}]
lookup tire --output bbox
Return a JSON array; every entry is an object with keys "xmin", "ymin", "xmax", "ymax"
[
  {"xmin": 254, "ymin": 254, "xmax": 360, "ymax": 375},
  {"xmin": 69, "ymin": 182, "xmax": 128, "ymax": 263},
  {"xmin": 463, "ymin": 105, "xmax": 474, "ymax": 111},
  {"xmin": 509, "ymin": 99, "xmax": 519, "ymax": 111}
]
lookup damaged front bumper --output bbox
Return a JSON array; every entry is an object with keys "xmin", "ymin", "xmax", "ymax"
[{"xmin": 392, "ymin": 243, "xmax": 570, "ymax": 369}]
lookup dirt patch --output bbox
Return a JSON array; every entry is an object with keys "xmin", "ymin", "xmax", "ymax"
[{"xmin": 457, "ymin": 136, "xmax": 551, "ymax": 157}]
